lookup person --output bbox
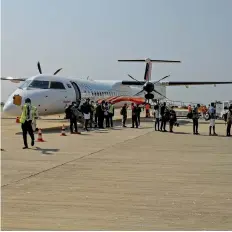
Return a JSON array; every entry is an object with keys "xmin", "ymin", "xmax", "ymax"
[
  {"xmin": 70, "ymin": 102, "xmax": 80, "ymax": 134},
  {"xmin": 169, "ymin": 106, "xmax": 177, "ymax": 133},
  {"xmin": 89, "ymin": 101, "xmax": 95, "ymax": 128},
  {"xmin": 32, "ymin": 106, "xmax": 39, "ymax": 131},
  {"xmin": 108, "ymin": 102, "xmax": 115, "ymax": 127},
  {"xmin": 145, "ymin": 103, "xmax": 151, "ymax": 118},
  {"xmin": 104, "ymin": 102, "xmax": 110, "ymax": 127},
  {"xmin": 98, "ymin": 101, "xmax": 105, "ymax": 129},
  {"xmin": 192, "ymin": 104, "xmax": 200, "ymax": 135},
  {"xmin": 136, "ymin": 104, "xmax": 141, "ymax": 126},
  {"xmin": 154, "ymin": 104, "xmax": 160, "ymax": 131},
  {"xmin": 226, "ymin": 105, "xmax": 232, "ymax": 136},
  {"xmin": 188, "ymin": 105, "xmax": 192, "ymax": 113},
  {"xmin": 160, "ymin": 102, "xmax": 167, "ymax": 132},
  {"xmin": 81, "ymin": 98, "xmax": 91, "ymax": 131},
  {"xmin": 94, "ymin": 102, "xmax": 99, "ymax": 128},
  {"xmin": 20, "ymin": 98, "xmax": 36, "ymax": 149},
  {"xmin": 131, "ymin": 103, "xmax": 138, "ymax": 128},
  {"xmin": 208, "ymin": 102, "xmax": 217, "ymax": 136},
  {"xmin": 120, "ymin": 103, "xmax": 128, "ymax": 127}
]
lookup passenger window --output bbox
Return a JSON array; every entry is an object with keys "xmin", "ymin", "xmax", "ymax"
[
  {"xmin": 50, "ymin": 81, "xmax": 65, "ymax": 89},
  {"xmin": 29, "ymin": 80, "xmax": 49, "ymax": 89}
]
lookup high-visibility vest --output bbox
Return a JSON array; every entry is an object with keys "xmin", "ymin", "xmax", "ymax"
[
  {"xmin": 20, "ymin": 104, "xmax": 37, "ymax": 124},
  {"xmin": 109, "ymin": 105, "xmax": 114, "ymax": 114}
]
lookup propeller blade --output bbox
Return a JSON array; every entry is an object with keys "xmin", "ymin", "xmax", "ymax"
[
  {"xmin": 134, "ymin": 89, "xmax": 144, "ymax": 96},
  {"xmin": 153, "ymin": 75, "xmax": 170, "ymax": 85},
  {"xmin": 53, "ymin": 68, "xmax": 62, "ymax": 75},
  {"xmin": 154, "ymin": 89, "xmax": 170, "ymax": 100},
  {"xmin": 128, "ymin": 74, "xmax": 144, "ymax": 85},
  {"xmin": 128, "ymin": 74, "xmax": 139, "ymax": 82},
  {"xmin": 37, "ymin": 62, "xmax": 42, "ymax": 74}
]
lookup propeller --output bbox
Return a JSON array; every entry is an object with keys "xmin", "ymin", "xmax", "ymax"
[{"xmin": 37, "ymin": 61, "xmax": 62, "ymax": 75}]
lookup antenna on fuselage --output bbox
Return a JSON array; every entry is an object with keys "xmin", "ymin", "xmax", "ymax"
[{"xmin": 37, "ymin": 61, "xmax": 62, "ymax": 75}]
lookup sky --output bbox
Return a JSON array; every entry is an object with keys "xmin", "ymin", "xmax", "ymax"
[{"xmin": 1, "ymin": 0, "xmax": 232, "ymax": 103}]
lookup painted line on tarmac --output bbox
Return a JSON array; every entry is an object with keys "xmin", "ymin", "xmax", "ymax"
[{"xmin": 1, "ymin": 128, "xmax": 153, "ymax": 188}]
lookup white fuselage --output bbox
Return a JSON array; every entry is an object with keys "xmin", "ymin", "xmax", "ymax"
[{"xmin": 3, "ymin": 74, "xmax": 166, "ymax": 116}]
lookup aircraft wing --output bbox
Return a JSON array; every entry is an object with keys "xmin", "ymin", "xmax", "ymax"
[
  {"xmin": 121, "ymin": 80, "xmax": 232, "ymax": 86},
  {"xmin": 161, "ymin": 81, "xmax": 232, "ymax": 86},
  {"xmin": 1, "ymin": 76, "xmax": 27, "ymax": 83},
  {"xmin": 121, "ymin": 81, "xmax": 146, "ymax": 85}
]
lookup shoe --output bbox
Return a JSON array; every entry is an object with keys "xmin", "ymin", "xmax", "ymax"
[
  {"xmin": 213, "ymin": 133, "xmax": 218, "ymax": 136},
  {"xmin": 31, "ymin": 140, "xmax": 34, "ymax": 146},
  {"xmin": 23, "ymin": 146, "xmax": 28, "ymax": 149}
]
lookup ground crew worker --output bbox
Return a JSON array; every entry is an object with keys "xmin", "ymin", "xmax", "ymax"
[
  {"xmin": 108, "ymin": 102, "xmax": 115, "ymax": 127},
  {"xmin": 20, "ymin": 98, "xmax": 36, "ymax": 149},
  {"xmin": 208, "ymin": 102, "xmax": 217, "ymax": 136},
  {"xmin": 120, "ymin": 103, "xmax": 128, "ymax": 127},
  {"xmin": 192, "ymin": 105, "xmax": 199, "ymax": 135},
  {"xmin": 131, "ymin": 103, "xmax": 138, "ymax": 128},
  {"xmin": 226, "ymin": 105, "xmax": 232, "ymax": 136}
]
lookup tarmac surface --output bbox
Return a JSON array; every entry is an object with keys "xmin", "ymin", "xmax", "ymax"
[{"xmin": 1, "ymin": 111, "xmax": 232, "ymax": 230}]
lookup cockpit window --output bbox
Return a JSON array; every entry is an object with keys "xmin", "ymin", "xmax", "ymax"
[
  {"xmin": 18, "ymin": 80, "xmax": 31, "ymax": 89},
  {"xmin": 50, "ymin": 81, "xmax": 65, "ymax": 89},
  {"xmin": 29, "ymin": 80, "xmax": 49, "ymax": 89}
]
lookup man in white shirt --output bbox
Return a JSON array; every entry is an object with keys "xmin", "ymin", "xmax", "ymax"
[{"xmin": 208, "ymin": 103, "xmax": 217, "ymax": 136}]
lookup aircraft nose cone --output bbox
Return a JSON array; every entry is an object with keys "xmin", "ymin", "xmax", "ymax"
[{"xmin": 3, "ymin": 102, "xmax": 21, "ymax": 116}]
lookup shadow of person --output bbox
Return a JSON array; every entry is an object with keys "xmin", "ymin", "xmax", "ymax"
[{"xmin": 35, "ymin": 147, "xmax": 60, "ymax": 155}]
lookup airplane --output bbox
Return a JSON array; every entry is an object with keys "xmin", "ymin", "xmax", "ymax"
[{"xmin": 1, "ymin": 59, "xmax": 232, "ymax": 117}]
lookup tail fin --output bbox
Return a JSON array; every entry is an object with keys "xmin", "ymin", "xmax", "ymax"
[{"xmin": 144, "ymin": 60, "xmax": 152, "ymax": 81}]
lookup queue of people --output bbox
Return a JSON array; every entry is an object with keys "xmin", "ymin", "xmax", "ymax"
[{"xmin": 19, "ymin": 98, "xmax": 232, "ymax": 149}]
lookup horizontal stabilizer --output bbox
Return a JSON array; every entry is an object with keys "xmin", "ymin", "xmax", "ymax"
[{"xmin": 118, "ymin": 59, "xmax": 181, "ymax": 63}]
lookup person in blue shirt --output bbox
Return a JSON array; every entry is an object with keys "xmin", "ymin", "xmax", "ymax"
[{"xmin": 208, "ymin": 102, "xmax": 217, "ymax": 136}]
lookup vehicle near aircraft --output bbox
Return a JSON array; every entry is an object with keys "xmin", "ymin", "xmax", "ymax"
[{"xmin": 1, "ymin": 59, "xmax": 232, "ymax": 117}]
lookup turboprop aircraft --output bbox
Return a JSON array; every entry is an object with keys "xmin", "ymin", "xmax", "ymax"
[{"xmin": 1, "ymin": 59, "xmax": 232, "ymax": 116}]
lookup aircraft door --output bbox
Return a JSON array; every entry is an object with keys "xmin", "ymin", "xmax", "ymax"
[{"xmin": 71, "ymin": 82, "xmax": 81, "ymax": 107}]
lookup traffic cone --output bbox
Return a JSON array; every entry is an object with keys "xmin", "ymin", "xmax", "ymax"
[
  {"xmin": 60, "ymin": 125, "xmax": 67, "ymax": 136},
  {"xmin": 37, "ymin": 128, "xmax": 45, "ymax": 142},
  {"xmin": 16, "ymin": 117, "xmax": 20, "ymax": 123}
]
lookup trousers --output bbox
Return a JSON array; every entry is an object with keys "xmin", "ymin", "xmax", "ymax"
[
  {"xmin": 227, "ymin": 123, "xmax": 231, "ymax": 136},
  {"xmin": 193, "ymin": 118, "xmax": 199, "ymax": 134},
  {"xmin": 21, "ymin": 120, "xmax": 34, "ymax": 147},
  {"xmin": 70, "ymin": 117, "xmax": 78, "ymax": 133},
  {"xmin": 132, "ymin": 115, "xmax": 138, "ymax": 128},
  {"xmin": 160, "ymin": 116, "xmax": 166, "ymax": 131}
]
